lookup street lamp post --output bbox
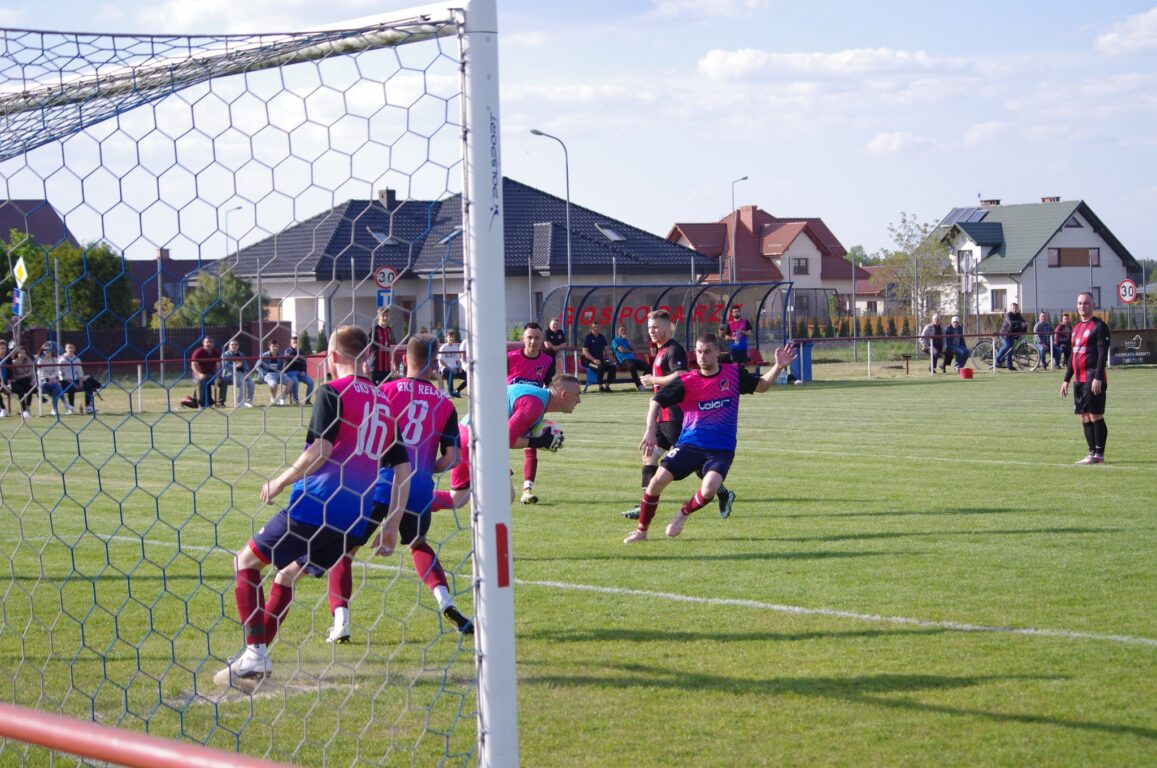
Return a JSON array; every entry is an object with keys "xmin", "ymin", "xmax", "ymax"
[
  {"xmin": 729, "ymin": 176, "xmax": 748, "ymax": 284},
  {"xmin": 530, "ymin": 129, "xmax": 572, "ymax": 290}
]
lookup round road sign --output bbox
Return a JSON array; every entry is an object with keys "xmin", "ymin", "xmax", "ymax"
[
  {"xmin": 374, "ymin": 266, "xmax": 398, "ymax": 289},
  {"xmin": 1117, "ymin": 278, "xmax": 1138, "ymax": 305}
]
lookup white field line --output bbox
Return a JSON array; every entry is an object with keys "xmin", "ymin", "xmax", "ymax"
[
  {"xmin": 48, "ymin": 534, "xmax": 1157, "ymax": 650},
  {"xmin": 562, "ymin": 436, "xmax": 1154, "ymax": 471}
]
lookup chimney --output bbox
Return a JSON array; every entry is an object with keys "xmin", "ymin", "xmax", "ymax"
[
  {"xmin": 378, "ymin": 189, "xmax": 398, "ymax": 209},
  {"xmin": 979, "ymin": 198, "xmax": 1001, "ymax": 208},
  {"xmin": 1041, "ymin": 196, "xmax": 1060, "ymax": 203}
]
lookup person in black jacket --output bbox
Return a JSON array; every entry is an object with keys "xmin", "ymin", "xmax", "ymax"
[{"xmin": 995, "ymin": 302, "xmax": 1027, "ymax": 370}]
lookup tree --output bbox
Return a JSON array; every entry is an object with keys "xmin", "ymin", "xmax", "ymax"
[
  {"xmin": 2, "ymin": 232, "xmax": 135, "ymax": 329},
  {"xmin": 873, "ymin": 213, "xmax": 954, "ymax": 317},
  {"xmin": 298, "ymin": 330, "xmax": 313, "ymax": 355},
  {"xmin": 164, "ymin": 270, "xmax": 263, "ymax": 329}
]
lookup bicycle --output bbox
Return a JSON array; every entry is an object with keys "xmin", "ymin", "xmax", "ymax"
[{"xmin": 969, "ymin": 335, "xmax": 1041, "ymax": 371}]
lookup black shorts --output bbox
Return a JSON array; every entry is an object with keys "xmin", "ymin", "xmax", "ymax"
[
  {"xmin": 655, "ymin": 420, "xmax": 682, "ymax": 451},
  {"xmin": 730, "ymin": 347, "xmax": 749, "ymax": 365},
  {"xmin": 1073, "ymin": 380, "xmax": 1107, "ymax": 415},
  {"xmin": 249, "ymin": 509, "xmax": 355, "ymax": 575},
  {"xmin": 660, "ymin": 444, "xmax": 735, "ymax": 482}
]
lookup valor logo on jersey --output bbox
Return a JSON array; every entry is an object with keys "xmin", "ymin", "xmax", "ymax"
[{"xmin": 700, "ymin": 398, "xmax": 732, "ymax": 411}]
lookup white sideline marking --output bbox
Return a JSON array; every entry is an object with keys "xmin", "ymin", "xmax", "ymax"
[
  {"xmin": 58, "ymin": 535, "xmax": 1157, "ymax": 649},
  {"xmin": 517, "ymin": 579, "xmax": 1157, "ymax": 648}
]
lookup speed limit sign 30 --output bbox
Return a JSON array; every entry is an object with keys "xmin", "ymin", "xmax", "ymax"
[
  {"xmin": 374, "ymin": 266, "xmax": 398, "ymax": 289},
  {"xmin": 1117, "ymin": 278, "xmax": 1138, "ymax": 305}
]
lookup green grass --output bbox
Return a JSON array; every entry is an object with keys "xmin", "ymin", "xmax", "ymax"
[{"xmin": 1, "ymin": 368, "xmax": 1155, "ymax": 766}]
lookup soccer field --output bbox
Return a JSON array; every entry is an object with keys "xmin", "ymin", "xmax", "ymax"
[{"xmin": 1, "ymin": 368, "xmax": 1155, "ymax": 766}]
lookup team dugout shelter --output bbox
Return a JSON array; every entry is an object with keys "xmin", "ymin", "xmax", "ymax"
[{"xmin": 539, "ymin": 281, "xmax": 794, "ymax": 373}]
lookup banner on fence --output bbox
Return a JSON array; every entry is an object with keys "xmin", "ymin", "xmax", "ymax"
[{"xmin": 1110, "ymin": 329, "xmax": 1156, "ymax": 366}]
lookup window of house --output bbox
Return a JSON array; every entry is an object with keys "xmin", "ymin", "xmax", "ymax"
[
  {"xmin": 1047, "ymin": 247, "xmax": 1102, "ymax": 268},
  {"xmin": 990, "ymin": 288, "xmax": 1007, "ymax": 311},
  {"xmin": 595, "ymin": 223, "xmax": 625, "ymax": 242},
  {"xmin": 368, "ymin": 228, "xmax": 397, "ymax": 246},
  {"xmin": 792, "ymin": 257, "xmax": 809, "ymax": 275},
  {"xmin": 1091, "ymin": 287, "xmax": 1101, "ymax": 307},
  {"xmin": 434, "ymin": 293, "xmax": 460, "ymax": 330},
  {"xmin": 865, "ymin": 300, "xmax": 878, "ymax": 316},
  {"xmin": 794, "ymin": 294, "xmax": 811, "ymax": 317},
  {"xmin": 1064, "ymin": 216, "xmax": 1083, "ymax": 228}
]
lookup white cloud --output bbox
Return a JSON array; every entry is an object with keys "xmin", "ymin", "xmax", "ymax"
[
  {"xmin": 1095, "ymin": 8, "xmax": 1157, "ymax": 55},
  {"xmin": 963, "ymin": 121, "xmax": 1003, "ymax": 147},
  {"xmin": 699, "ymin": 47, "xmax": 966, "ymax": 81},
  {"xmin": 0, "ymin": 8, "xmax": 25, "ymax": 25},
  {"xmin": 650, "ymin": 0, "xmax": 770, "ymax": 19},
  {"xmin": 865, "ymin": 131, "xmax": 933, "ymax": 155}
]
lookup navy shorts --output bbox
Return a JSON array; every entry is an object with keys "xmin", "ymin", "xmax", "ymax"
[
  {"xmin": 1073, "ymin": 380, "xmax": 1107, "ymax": 415},
  {"xmin": 655, "ymin": 420, "xmax": 682, "ymax": 451},
  {"xmin": 249, "ymin": 509, "xmax": 356, "ymax": 575},
  {"xmin": 357, "ymin": 501, "xmax": 432, "ymax": 547},
  {"xmin": 660, "ymin": 444, "xmax": 735, "ymax": 482}
]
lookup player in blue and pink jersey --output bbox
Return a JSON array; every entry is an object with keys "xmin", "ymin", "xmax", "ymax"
[
  {"xmin": 216, "ymin": 325, "xmax": 410, "ymax": 688},
  {"xmin": 624, "ymin": 333, "xmax": 796, "ymax": 544},
  {"xmin": 430, "ymin": 374, "xmax": 581, "ymax": 513},
  {"xmin": 506, "ymin": 322, "xmax": 557, "ymax": 504},
  {"xmin": 324, "ymin": 334, "xmax": 470, "ymax": 642},
  {"xmin": 1060, "ymin": 291, "xmax": 1112, "ymax": 464}
]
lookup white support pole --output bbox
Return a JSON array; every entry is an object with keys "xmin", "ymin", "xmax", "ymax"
[
  {"xmin": 137, "ymin": 365, "xmax": 143, "ymax": 412},
  {"xmin": 867, "ymin": 340, "xmax": 872, "ymax": 379},
  {"xmin": 460, "ymin": 1, "xmax": 519, "ymax": 766}
]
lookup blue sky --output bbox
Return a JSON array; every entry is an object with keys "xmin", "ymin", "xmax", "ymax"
[{"xmin": 2, "ymin": 0, "xmax": 1155, "ymax": 259}]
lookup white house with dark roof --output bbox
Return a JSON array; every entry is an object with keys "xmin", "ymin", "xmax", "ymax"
[
  {"xmin": 215, "ymin": 178, "xmax": 707, "ymax": 342},
  {"xmin": 938, "ymin": 197, "xmax": 1143, "ymax": 315}
]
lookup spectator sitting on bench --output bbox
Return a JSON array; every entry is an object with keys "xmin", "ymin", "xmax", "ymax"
[
  {"xmin": 581, "ymin": 322, "xmax": 616, "ymax": 392},
  {"xmin": 611, "ymin": 325, "xmax": 647, "ymax": 392}
]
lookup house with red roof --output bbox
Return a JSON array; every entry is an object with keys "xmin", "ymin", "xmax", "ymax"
[{"xmin": 667, "ymin": 205, "xmax": 870, "ymax": 318}]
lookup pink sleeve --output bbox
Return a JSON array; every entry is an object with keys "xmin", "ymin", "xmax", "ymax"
[{"xmin": 508, "ymin": 396, "xmax": 547, "ymax": 446}]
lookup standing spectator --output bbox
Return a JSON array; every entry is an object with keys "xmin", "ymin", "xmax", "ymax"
[
  {"xmin": 919, "ymin": 313, "xmax": 945, "ymax": 373},
  {"xmin": 995, "ymin": 302, "xmax": 1027, "ymax": 370},
  {"xmin": 8, "ymin": 346, "xmax": 36, "ymax": 417},
  {"xmin": 190, "ymin": 336, "xmax": 221, "ymax": 409},
  {"xmin": 544, "ymin": 317, "xmax": 568, "ymax": 373},
  {"xmin": 213, "ymin": 325, "xmax": 410, "ymax": 689},
  {"xmin": 367, "ymin": 307, "xmax": 396, "ymax": 384},
  {"xmin": 58, "ymin": 343, "xmax": 85, "ymax": 414},
  {"xmin": 623, "ymin": 334, "xmax": 796, "ymax": 543},
  {"xmin": 35, "ymin": 342, "xmax": 67, "ymax": 415},
  {"xmin": 255, "ymin": 339, "xmax": 289, "ymax": 405},
  {"xmin": 581, "ymin": 321, "xmax": 616, "ymax": 392},
  {"xmin": 0, "ymin": 338, "xmax": 11, "ymax": 417},
  {"xmin": 221, "ymin": 339, "xmax": 255, "ymax": 407},
  {"xmin": 1054, "ymin": 312, "xmax": 1073, "ymax": 369},
  {"xmin": 943, "ymin": 316, "xmax": 970, "ymax": 371},
  {"xmin": 507, "ymin": 322, "xmax": 556, "ymax": 505},
  {"xmin": 438, "ymin": 330, "xmax": 467, "ymax": 397},
  {"xmin": 726, "ymin": 305, "xmax": 753, "ymax": 366},
  {"xmin": 1060, "ymin": 292, "xmax": 1111, "ymax": 464},
  {"xmin": 1033, "ymin": 312, "xmax": 1054, "ymax": 370},
  {"xmin": 611, "ymin": 325, "xmax": 647, "ymax": 391},
  {"xmin": 284, "ymin": 334, "xmax": 315, "ymax": 405},
  {"xmin": 716, "ymin": 325, "xmax": 733, "ymax": 364}
]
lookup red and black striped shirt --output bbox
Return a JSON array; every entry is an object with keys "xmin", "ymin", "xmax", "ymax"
[{"xmin": 1066, "ymin": 317, "xmax": 1110, "ymax": 384}]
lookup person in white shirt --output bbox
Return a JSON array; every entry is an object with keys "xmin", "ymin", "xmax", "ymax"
[
  {"xmin": 58, "ymin": 343, "xmax": 85, "ymax": 414},
  {"xmin": 35, "ymin": 342, "xmax": 67, "ymax": 416},
  {"xmin": 437, "ymin": 330, "xmax": 467, "ymax": 397}
]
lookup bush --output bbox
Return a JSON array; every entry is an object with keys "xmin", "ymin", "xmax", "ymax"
[
  {"xmin": 900, "ymin": 317, "xmax": 911, "ymax": 337},
  {"xmin": 823, "ymin": 316, "xmax": 835, "ymax": 338},
  {"xmin": 317, "ymin": 325, "xmax": 328, "ymax": 352},
  {"xmin": 886, "ymin": 317, "xmax": 897, "ymax": 337},
  {"xmin": 874, "ymin": 317, "xmax": 885, "ymax": 337},
  {"xmin": 298, "ymin": 331, "xmax": 313, "ymax": 355}
]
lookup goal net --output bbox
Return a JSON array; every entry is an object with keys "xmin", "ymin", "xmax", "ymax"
[{"xmin": 0, "ymin": 0, "xmax": 518, "ymax": 764}]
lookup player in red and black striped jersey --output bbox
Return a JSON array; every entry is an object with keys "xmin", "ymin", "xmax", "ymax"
[
  {"xmin": 1060, "ymin": 291, "xmax": 1111, "ymax": 464},
  {"xmin": 620, "ymin": 309, "xmax": 738, "ymax": 520}
]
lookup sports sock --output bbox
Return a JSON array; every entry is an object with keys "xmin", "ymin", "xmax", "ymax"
[
  {"xmin": 328, "ymin": 555, "xmax": 352, "ymax": 613},
  {"xmin": 637, "ymin": 492, "xmax": 660, "ymax": 530},
  {"xmin": 411, "ymin": 541, "xmax": 448, "ymax": 591},
  {"xmin": 264, "ymin": 581, "xmax": 294, "ymax": 643},
  {"xmin": 523, "ymin": 448, "xmax": 538, "ymax": 484},
  {"xmin": 235, "ymin": 567, "xmax": 266, "ymax": 646},
  {"xmin": 432, "ymin": 585, "xmax": 453, "ymax": 611},
  {"xmin": 681, "ymin": 489, "xmax": 712, "ymax": 516},
  {"xmin": 1093, "ymin": 419, "xmax": 1107, "ymax": 455},
  {"xmin": 641, "ymin": 464, "xmax": 658, "ymax": 491},
  {"xmin": 430, "ymin": 490, "xmax": 455, "ymax": 512},
  {"xmin": 1082, "ymin": 421, "xmax": 1096, "ymax": 453}
]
